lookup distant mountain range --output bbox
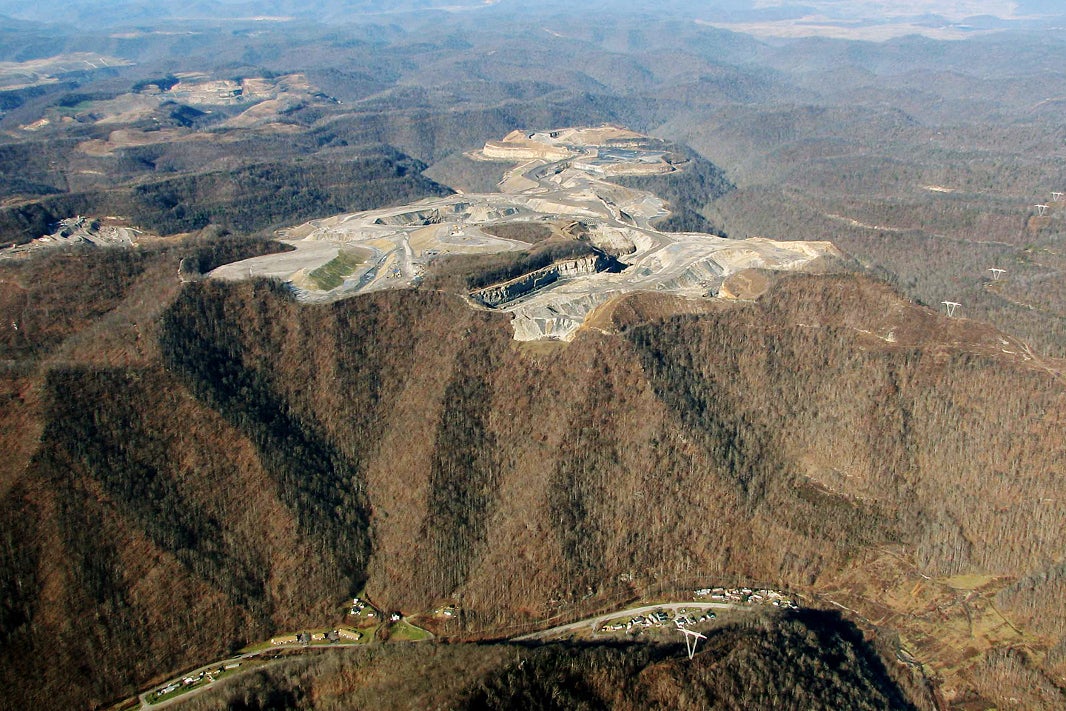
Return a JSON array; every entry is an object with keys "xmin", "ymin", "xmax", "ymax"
[{"xmin": 2, "ymin": 0, "xmax": 1064, "ymax": 35}]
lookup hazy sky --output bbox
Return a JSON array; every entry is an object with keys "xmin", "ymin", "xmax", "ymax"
[
  {"xmin": 696, "ymin": 0, "xmax": 1061, "ymax": 40},
  {"xmin": 756, "ymin": 0, "xmax": 1018, "ymax": 12},
  {"xmin": 0, "ymin": 0, "xmax": 1043, "ymax": 19},
  {"xmin": 751, "ymin": 1, "xmax": 1026, "ymax": 19},
  {"xmin": 0, "ymin": 0, "xmax": 1060, "ymax": 39}
]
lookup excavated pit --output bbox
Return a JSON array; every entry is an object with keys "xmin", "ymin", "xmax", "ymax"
[{"xmin": 470, "ymin": 250, "xmax": 625, "ymax": 309}]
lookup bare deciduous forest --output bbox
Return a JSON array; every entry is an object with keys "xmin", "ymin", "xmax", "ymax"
[{"xmin": 2, "ymin": 1, "xmax": 1066, "ymax": 708}]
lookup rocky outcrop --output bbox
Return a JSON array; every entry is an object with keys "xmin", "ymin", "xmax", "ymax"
[
  {"xmin": 482, "ymin": 139, "xmax": 573, "ymax": 162},
  {"xmin": 470, "ymin": 254, "xmax": 617, "ymax": 308},
  {"xmin": 510, "ymin": 290, "xmax": 615, "ymax": 341}
]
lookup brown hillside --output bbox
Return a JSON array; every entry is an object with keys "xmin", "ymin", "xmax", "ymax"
[{"xmin": 1, "ymin": 246, "xmax": 1065, "ymax": 707}]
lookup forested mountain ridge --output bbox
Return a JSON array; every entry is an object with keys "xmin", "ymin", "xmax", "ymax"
[
  {"xmin": 4, "ymin": 5, "xmax": 1066, "ymax": 709},
  {"xmin": 3, "ymin": 13, "xmax": 1065, "ymax": 356},
  {"xmin": 0, "ymin": 147, "xmax": 450, "ymax": 246},
  {"xmin": 2, "ymin": 229, "xmax": 1064, "ymax": 707}
]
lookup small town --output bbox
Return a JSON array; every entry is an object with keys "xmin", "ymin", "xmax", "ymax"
[
  {"xmin": 600, "ymin": 608, "xmax": 716, "ymax": 633},
  {"xmin": 148, "ymin": 663, "xmax": 242, "ymax": 704},
  {"xmin": 599, "ymin": 587, "xmax": 798, "ymax": 634},
  {"xmin": 693, "ymin": 586, "xmax": 798, "ymax": 608},
  {"xmin": 138, "ymin": 595, "xmax": 426, "ymax": 708}
]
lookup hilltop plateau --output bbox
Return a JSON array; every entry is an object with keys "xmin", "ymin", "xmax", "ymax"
[{"xmin": 213, "ymin": 126, "xmax": 837, "ymax": 340}]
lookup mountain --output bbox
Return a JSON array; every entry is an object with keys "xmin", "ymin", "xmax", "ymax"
[
  {"xmin": 3, "ymin": 6, "xmax": 1066, "ymax": 709},
  {"xmin": 2, "ymin": 230, "xmax": 1064, "ymax": 707}
]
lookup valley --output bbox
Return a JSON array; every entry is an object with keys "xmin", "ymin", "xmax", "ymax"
[{"xmin": 121, "ymin": 589, "xmax": 785, "ymax": 709}]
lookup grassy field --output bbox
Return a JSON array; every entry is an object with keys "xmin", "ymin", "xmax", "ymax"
[{"xmin": 388, "ymin": 620, "xmax": 432, "ymax": 642}]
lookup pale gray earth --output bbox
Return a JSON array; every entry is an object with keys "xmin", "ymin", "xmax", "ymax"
[{"xmin": 212, "ymin": 126, "xmax": 840, "ymax": 341}]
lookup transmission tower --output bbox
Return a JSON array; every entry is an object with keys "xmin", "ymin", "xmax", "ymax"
[
  {"xmin": 942, "ymin": 301, "xmax": 961, "ymax": 317},
  {"xmin": 678, "ymin": 628, "xmax": 707, "ymax": 660},
  {"xmin": 1035, "ymin": 204, "xmax": 1049, "ymax": 216},
  {"xmin": 988, "ymin": 268, "xmax": 1005, "ymax": 281},
  {"xmin": 1052, "ymin": 191, "xmax": 1064, "ymax": 202}
]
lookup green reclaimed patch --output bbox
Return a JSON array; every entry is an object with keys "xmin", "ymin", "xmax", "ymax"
[{"xmin": 308, "ymin": 249, "xmax": 368, "ymax": 290}]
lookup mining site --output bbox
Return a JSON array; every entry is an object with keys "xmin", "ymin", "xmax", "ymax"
[
  {"xmin": 7, "ymin": 4, "xmax": 1066, "ymax": 709},
  {"xmin": 212, "ymin": 125, "xmax": 839, "ymax": 340}
]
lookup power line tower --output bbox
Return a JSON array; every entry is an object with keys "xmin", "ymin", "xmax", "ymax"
[
  {"xmin": 988, "ymin": 268, "xmax": 1005, "ymax": 281},
  {"xmin": 1052, "ymin": 191, "xmax": 1063, "ymax": 202},
  {"xmin": 1035, "ymin": 204, "xmax": 1049, "ymax": 216},
  {"xmin": 678, "ymin": 628, "xmax": 707, "ymax": 660},
  {"xmin": 942, "ymin": 301, "xmax": 961, "ymax": 317}
]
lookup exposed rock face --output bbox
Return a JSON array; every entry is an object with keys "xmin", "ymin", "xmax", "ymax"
[
  {"xmin": 482, "ymin": 139, "xmax": 573, "ymax": 161},
  {"xmin": 471, "ymin": 254, "xmax": 616, "ymax": 308},
  {"xmin": 509, "ymin": 290, "xmax": 616, "ymax": 341}
]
